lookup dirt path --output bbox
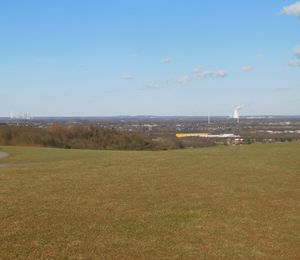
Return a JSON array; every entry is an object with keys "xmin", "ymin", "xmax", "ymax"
[
  {"xmin": 0, "ymin": 151, "xmax": 12, "ymax": 168},
  {"xmin": 0, "ymin": 151, "xmax": 9, "ymax": 160},
  {"xmin": 0, "ymin": 151, "xmax": 33, "ymax": 169}
]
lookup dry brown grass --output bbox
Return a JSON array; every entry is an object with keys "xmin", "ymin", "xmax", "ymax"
[{"xmin": 0, "ymin": 143, "xmax": 299, "ymax": 259}]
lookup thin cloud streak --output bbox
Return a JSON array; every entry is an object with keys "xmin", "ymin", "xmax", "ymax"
[
  {"xmin": 242, "ymin": 65, "xmax": 254, "ymax": 72},
  {"xmin": 161, "ymin": 58, "xmax": 172, "ymax": 64},
  {"xmin": 273, "ymin": 87, "xmax": 292, "ymax": 92},
  {"xmin": 121, "ymin": 75, "xmax": 136, "ymax": 80}
]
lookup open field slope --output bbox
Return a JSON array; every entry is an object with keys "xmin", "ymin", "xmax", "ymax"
[{"xmin": 0, "ymin": 143, "xmax": 299, "ymax": 259}]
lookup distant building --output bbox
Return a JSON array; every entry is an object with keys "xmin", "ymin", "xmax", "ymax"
[
  {"xmin": 176, "ymin": 133, "xmax": 208, "ymax": 138},
  {"xmin": 176, "ymin": 133, "xmax": 240, "ymax": 139}
]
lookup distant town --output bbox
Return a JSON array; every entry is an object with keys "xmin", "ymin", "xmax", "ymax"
[{"xmin": 1, "ymin": 115, "xmax": 300, "ymax": 147}]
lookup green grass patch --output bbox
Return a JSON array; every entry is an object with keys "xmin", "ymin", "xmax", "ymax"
[{"xmin": 0, "ymin": 143, "xmax": 299, "ymax": 259}]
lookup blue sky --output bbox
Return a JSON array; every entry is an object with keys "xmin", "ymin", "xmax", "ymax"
[{"xmin": 0, "ymin": 0, "xmax": 299, "ymax": 116}]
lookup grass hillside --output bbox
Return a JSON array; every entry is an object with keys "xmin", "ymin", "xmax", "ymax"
[{"xmin": 0, "ymin": 143, "xmax": 299, "ymax": 259}]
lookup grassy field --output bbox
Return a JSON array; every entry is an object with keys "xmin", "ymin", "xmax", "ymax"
[{"xmin": 0, "ymin": 143, "xmax": 299, "ymax": 259}]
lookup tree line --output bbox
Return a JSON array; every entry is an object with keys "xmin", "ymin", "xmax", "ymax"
[{"xmin": 0, "ymin": 124, "xmax": 168, "ymax": 150}]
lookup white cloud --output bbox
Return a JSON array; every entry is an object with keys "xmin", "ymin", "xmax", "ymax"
[
  {"xmin": 176, "ymin": 67, "xmax": 228, "ymax": 86},
  {"xmin": 161, "ymin": 58, "xmax": 172, "ymax": 64},
  {"xmin": 121, "ymin": 75, "xmax": 136, "ymax": 80},
  {"xmin": 176, "ymin": 76, "xmax": 191, "ymax": 85},
  {"xmin": 192, "ymin": 67, "xmax": 204, "ymax": 74},
  {"xmin": 288, "ymin": 60, "xmax": 300, "ymax": 66},
  {"xmin": 281, "ymin": 2, "xmax": 300, "ymax": 17},
  {"xmin": 145, "ymin": 81, "xmax": 161, "ymax": 89},
  {"xmin": 201, "ymin": 70, "xmax": 227, "ymax": 78},
  {"xmin": 193, "ymin": 67, "xmax": 228, "ymax": 79},
  {"xmin": 293, "ymin": 46, "xmax": 300, "ymax": 57},
  {"xmin": 241, "ymin": 65, "xmax": 254, "ymax": 72}
]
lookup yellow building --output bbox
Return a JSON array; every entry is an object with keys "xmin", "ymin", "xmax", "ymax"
[{"xmin": 176, "ymin": 133, "xmax": 208, "ymax": 138}]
